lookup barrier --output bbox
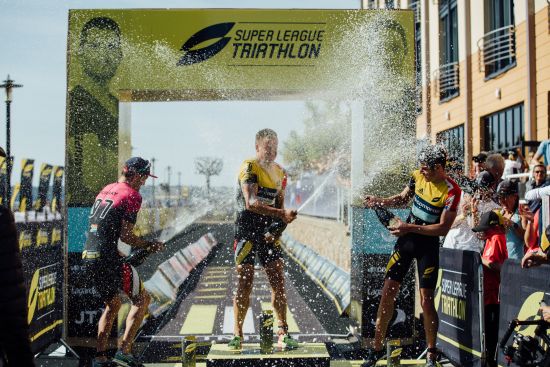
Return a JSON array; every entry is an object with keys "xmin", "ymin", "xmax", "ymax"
[
  {"xmin": 497, "ymin": 260, "xmax": 550, "ymax": 367},
  {"xmin": 435, "ymin": 248, "xmax": 484, "ymax": 367},
  {"xmin": 17, "ymin": 214, "xmax": 64, "ymax": 354},
  {"xmin": 282, "ymin": 233, "xmax": 350, "ymax": 315},
  {"xmin": 350, "ymin": 207, "xmax": 415, "ymax": 340},
  {"xmin": 144, "ymin": 233, "xmax": 218, "ymax": 317}
]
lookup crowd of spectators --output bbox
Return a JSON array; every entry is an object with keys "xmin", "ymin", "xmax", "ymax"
[{"xmin": 440, "ymin": 142, "xmax": 550, "ymax": 366}]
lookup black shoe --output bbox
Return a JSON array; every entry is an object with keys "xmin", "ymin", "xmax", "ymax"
[{"xmin": 362, "ymin": 348, "xmax": 386, "ymax": 367}]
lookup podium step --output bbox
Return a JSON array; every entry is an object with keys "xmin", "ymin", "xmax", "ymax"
[{"xmin": 206, "ymin": 343, "xmax": 330, "ymax": 367}]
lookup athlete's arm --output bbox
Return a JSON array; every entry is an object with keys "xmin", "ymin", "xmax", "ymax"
[
  {"xmin": 242, "ymin": 182, "xmax": 296, "ymax": 223},
  {"xmin": 481, "ymin": 256, "xmax": 502, "ymax": 271},
  {"xmin": 363, "ymin": 186, "xmax": 413, "ymax": 209},
  {"xmin": 390, "ymin": 208, "xmax": 457, "ymax": 237},
  {"xmin": 120, "ymin": 220, "xmax": 164, "ymax": 251}
]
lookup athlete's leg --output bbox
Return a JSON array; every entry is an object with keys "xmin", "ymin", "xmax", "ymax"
[
  {"xmin": 120, "ymin": 289, "xmax": 150, "ymax": 354},
  {"xmin": 372, "ymin": 279, "xmax": 401, "ymax": 351},
  {"xmin": 264, "ymin": 259, "xmax": 287, "ymax": 333},
  {"xmin": 420, "ymin": 287, "xmax": 438, "ymax": 358},
  {"xmin": 97, "ymin": 294, "xmax": 122, "ymax": 360},
  {"xmin": 233, "ymin": 263, "xmax": 255, "ymax": 337},
  {"xmin": 416, "ymin": 240, "xmax": 440, "ymax": 362}
]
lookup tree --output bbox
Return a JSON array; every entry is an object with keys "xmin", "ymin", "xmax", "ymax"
[
  {"xmin": 194, "ymin": 157, "xmax": 223, "ymax": 195},
  {"xmin": 281, "ymin": 100, "xmax": 351, "ymax": 179}
]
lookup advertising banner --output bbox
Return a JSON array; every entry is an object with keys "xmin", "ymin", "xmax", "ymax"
[
  {"xmin": 35, "ymin": 164, "xmax": 53, "ymax": 211},
  {"xmin": 18, "ymin": 159, "xmax": 34, "ymax": 212},
  {"xmin": 18, "ymin": 219, "xmax": 64, "ymax": 353},
  {"xmin": 0, "ymin": 156, "xmax": 9, "ymax": 205},
  {"xmin": 351, "ymin": 208, "xmax": 415, "ymax": 339},
  {"xmin": 51, "ymin": 166, "xmax": 64, "ymax": 213},
  {"xmin": 435, "ymin": 248, "xmax": 484, "ymax": 367},
  {"xmin": 497, "ymin": 261, "xmax": 550, "ymax": 367}
]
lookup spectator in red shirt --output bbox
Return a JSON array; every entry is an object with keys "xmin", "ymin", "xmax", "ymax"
[{"xmin": 472, "ymin": 210, "xmax": 508, "ymax": 367}]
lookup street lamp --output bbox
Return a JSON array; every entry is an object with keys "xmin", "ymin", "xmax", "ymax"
[{"xmin": 0, "ymin": 75, "xmax": 23, "ymax": 203}]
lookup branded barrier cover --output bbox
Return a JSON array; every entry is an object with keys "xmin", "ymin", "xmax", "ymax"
[
  {"xmin": 436, "ymin": 248, "xmax": 484, "ymax": 367},
  {"xmin": 18, "ymin": 218, "xmax": 64, "ymax": 353},
  {"xmin": 351, "ymin": 208, "xmax": 415, "ymax": 339},
  {"xmin": 497, "ymin": 261, "xmax": 550, "ymax": 367}
]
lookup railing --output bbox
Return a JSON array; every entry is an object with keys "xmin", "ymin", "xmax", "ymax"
[
  {"xmin": 477, "ymin": 25, "xmax": 516, "ymax": 76},
  {"xmin": 434, "ymin": 61, "xmax": 460, "ymax": 101}
]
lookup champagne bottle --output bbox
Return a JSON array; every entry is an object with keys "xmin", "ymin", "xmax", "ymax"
[
  {"xmin": 374, "ymin": 206, "xmax": 398, "ymax": 229},
  {"xmin": 124, "ymin": 247, "xmax": 151, "ymax": 267},
  {"xmin": 264, "ymin": 219, "xmax": 287, "ymax": 239}
]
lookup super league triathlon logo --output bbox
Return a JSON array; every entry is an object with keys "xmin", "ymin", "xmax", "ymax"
[{"xmin": 178, "ymin": 22, "xmax": 325, "ymax": 65}]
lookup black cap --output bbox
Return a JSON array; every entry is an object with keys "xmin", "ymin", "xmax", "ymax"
[
  {"xmin": 476, "ymin": 171, "xmax": 495, "ymax": 189},
  {"xmin": 472, "ymin": 210, "xmax": 502, "ymax": 232},
  {"xmin": 472, "ymin": 152, "xmax": 488, "ymax": 163},
  {"xmin": 496, "ymin": 180, "xmax": 519, "ymax": 196},
  {"xmin": 123, "ymin": 157, "xmax": 157, "ymax": 178}
]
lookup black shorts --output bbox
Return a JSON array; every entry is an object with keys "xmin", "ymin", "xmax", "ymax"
[
  {"xmin": 385, "ymin": 233, "xmax": 439, "ymax": 289},
  {"xmin": 84, "ymin": 260, "xmax": 143, "ymax": 301},
  {"xmin": 233, "ymin": 238, "xmax": 283, "ymax": 267}
]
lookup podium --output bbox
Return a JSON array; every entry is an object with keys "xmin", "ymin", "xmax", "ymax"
[{"xmin": 206, "ymin": 343, "xmax": 330, "ymax": 367}]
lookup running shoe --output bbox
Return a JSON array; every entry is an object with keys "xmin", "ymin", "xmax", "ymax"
[
  {"xmin": 361, "ymin": 348, "xmax": 386, "ymax": 367},
  {"xmin": 228, "ymin": 335, "xmax": 242, "ymax": 350},
  {"xmin": 278, "ymin": 333, "xmax": 299, "ymax": 350},
  {"xmin": 112, "ymin": 351, "xmax": 144, "ymax": 367}
]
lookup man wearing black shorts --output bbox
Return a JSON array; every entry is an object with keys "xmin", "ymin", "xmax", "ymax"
[
  {"xmin": 362, "ymin": 145, "xmax": 461, "ymax": 367},
  {"xmin": 83, "ymin": 157, "xmax": 163, "ymax": 367},
  {"xmin": 230, "ymin": 128, "xmax": 298, "ymax": 350}
]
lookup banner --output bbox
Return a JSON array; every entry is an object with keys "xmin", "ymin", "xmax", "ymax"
[
  {"xmin": 435, "ymin": 248, "xmax": 484, "ymax": 367},
  {"xmin": 35, "ymin": 164, "xmax": 53, "ymax": 211},
  {"xmin": 18, "ymin": 159, "xmax": 34, "ymax": 212},
  {"xmin": 11, "ymin": 183, "xmax": 20, "ymax": 212},
  {"xmin": 350, "ymin": 208, "xmax": 415, "ymax": 340},
  {"xmin": 497, "ymin": 261, "xmax": 550, "ymax": 367},
  {"xmin": 0, "ymin": 156, "xmax": 8, "ymax": 205},
  {"xmin": 18, "ymin": 218, "xmax": 64, "ymax": 353},
  {"xmin": 51, "ymin": 166, "xmax": 64, "ymax": 213}
]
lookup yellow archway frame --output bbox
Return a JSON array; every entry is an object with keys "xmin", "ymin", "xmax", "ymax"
[{"xmin": 65, "ymin": 8, "xmax": 415, "ymax": 340}]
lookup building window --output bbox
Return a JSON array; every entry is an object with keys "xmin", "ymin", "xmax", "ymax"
[
  {"xmin": 436, "ymin": 124, "xmax": 464, "ymax": 161},
  {"xmin": 410, "ymin": 0, "xmax": 422, "ymax": 114},
  {"xmin": 367, "ymin": 0, "xmax": 377, "ymax": 9},
  {"xmin": 483, "ymin": 103, "xmax": 524, "ymax": 152},
  {"xmin": 482, "ymin": 0, "xmax": 516, "ymax": 79},
  {"xmin": 386, "ymin": 0, "xmax": 395, "ymax": 9},
  {"xmin": 438, "ymin": 0, "xmax": 459, "ymax": 101}
]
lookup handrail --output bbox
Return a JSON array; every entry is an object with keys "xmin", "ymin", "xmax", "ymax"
[
  {"xmin": 477, "ymin": 25, "xmax": 516, "ymax": 73},
  {"xmin": 434, "ymin": 61, "xmax": 459, "ymax": 99}
]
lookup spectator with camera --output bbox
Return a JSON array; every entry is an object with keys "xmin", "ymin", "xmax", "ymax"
[{"xmin": 443, "ymin": 171, "xmax": 498, "ymax": 252}]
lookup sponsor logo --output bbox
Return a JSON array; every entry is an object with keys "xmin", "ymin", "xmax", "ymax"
[
  {"xmin": 27, "ymin": 268, "xmax": 57, "ymax": 323},
  {"xmin": 178, "ymin": 22, "xmax": 235, "ymax": 65},
  {"xmin": 431, "ymin": 196, "xmax": 442, "ymax": 203},
  {"xmin": 74, "ymin": 309, "xmax": 104, "ymax": 325},
  {"xmin": 178, "ymin": 22, "xmax": 325, "ymax": 66}
]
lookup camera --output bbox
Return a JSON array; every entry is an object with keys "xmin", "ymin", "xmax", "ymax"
[{"xmin": 499, "ymin": 301, "xmax": 550, "ymax": 367}]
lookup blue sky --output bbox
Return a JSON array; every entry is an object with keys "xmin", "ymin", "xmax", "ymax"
[{"xmin": 0, "ymin": 0, "xmax": 359, "ymax": 187}]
